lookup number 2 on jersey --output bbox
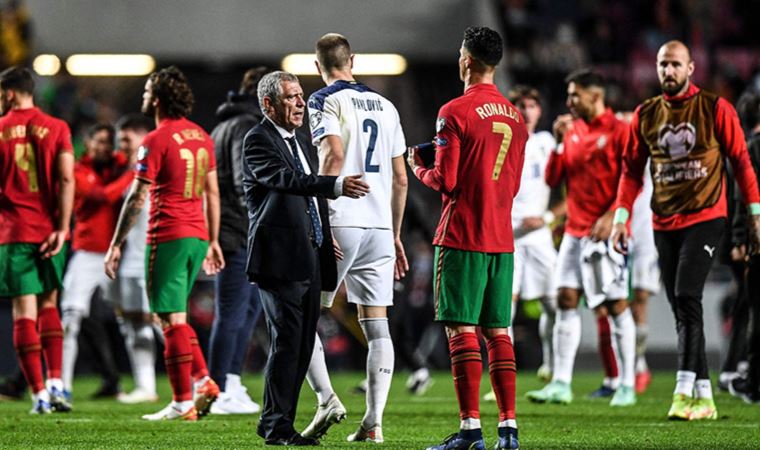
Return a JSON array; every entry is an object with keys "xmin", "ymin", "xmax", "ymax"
[
  {"xmin": 363, "ymin": 119, "xmax": 379, "ymax": 173},
  {"xmin": 491, "ymin": 122, "xmax": 513, "ymax": 180},
  {"xmin": 179, "ymin": 147, "xmax": 209, "ymax": 198},
  {"xmin": 15, "ymin": 143, "xmax": 39, "ymax": 192}
]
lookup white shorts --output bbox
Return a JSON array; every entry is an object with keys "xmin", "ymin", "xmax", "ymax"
[
  {"xmin": 513, "ymin": 242, "xmax": 557, "ymax": 299},
  {"xmin": 60, "ymin": 250, "xmax": 114, "ymax": 317},
  {"xmin": 321, "ymin": 227, "xmax": 395, "ymax": 308},
  {"xmin": 104, "ymin": 276, "xmax": 150, "ymax": 313},
  {"xmin": 555, "ymin": 234, "xmax": 628, "ymax": 309},
  {"xmin": 630, "ymin": 237, "xmax": 660, "ymax": 294}
]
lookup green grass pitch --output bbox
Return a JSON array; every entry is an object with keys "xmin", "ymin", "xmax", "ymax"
[{"xmin": 1, "ymin": 371, "xmax": 760, "ymax": 448}]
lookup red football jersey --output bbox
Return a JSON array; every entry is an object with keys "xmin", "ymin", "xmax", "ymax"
[
  {"xmin": 135, "ymin": 118, "xmax": 216, "ymax": 244},
  {"xmin": 415, "ymin": 83, "xmax": 527, "ymax": 253},
  {"xmin": 545, "ymin": 108, "xmax": 630, "ymax": 238},
  {"xmin": 73, "ymin": 153, "xmax": 133, "ymax": 252},
  {"xmin": 0, "ymin": 107, "xmax": 73, "ymax": 245}
]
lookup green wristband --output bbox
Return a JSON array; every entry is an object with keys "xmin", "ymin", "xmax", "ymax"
[
  {"xmin": 613, "ymin": 207, "xmax": 630, "ymax": 225},
  {"xmin": 750, "ymin": 203, "xmax": 760, "ymax": 216}
]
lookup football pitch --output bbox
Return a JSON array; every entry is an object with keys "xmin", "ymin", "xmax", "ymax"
[{"xmin": 2, "ymin": 371, "xmax": 760, "ymax": 449}]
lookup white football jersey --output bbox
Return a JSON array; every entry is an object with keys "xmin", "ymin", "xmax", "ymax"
[
  {"xmin": 512, "ymin": 131, "xmax": 555, "ymax": 245},
  {"xmin": 308, "ymin": 80, "xmax": 406, "ymax": 229}
]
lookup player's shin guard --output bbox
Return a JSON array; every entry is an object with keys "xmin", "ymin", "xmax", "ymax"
[
  {"xmin": 487, "ymin": 334, "xmax": 516, "ymax": 421},
  {"xmin": 14, "ymin": 318, "xmax": 45, "ymax": 394},
  {"xmin": 163, "ymin": 325, "xmax": 193, "ymax": 401},
  {"xmin": 360, "ymin": 318, "xmax": 394, "ymax": 427},
  {"xmin": 612, "ymin": 308, "xmax": 636, "ymax": 388},
  {"xmin": 37, "ymin": 306, "xmax": 64, "ymax": 380},
  {"xmin": 306, "ymin": 333, "xmax": 335, "ymax": 405},
  {"xmin": 449, "ymin": 332, "xmax": 482, "ymax": 420},
  {"xmin": 597, "ymin": 315, "xmax": 619, "ymax": 386},
  {"xmin": 553, "ymin": 309, "xmax": 581, "ymax": 384},
  {"xmin": 187, "ymin": 325, "xmax": 209, "ymax": 381}
]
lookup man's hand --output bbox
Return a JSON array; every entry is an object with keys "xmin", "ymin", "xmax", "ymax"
[
  {"xmin": 333, "ymin": 238, "xmax": 344, "ymax": 261},
  {"xmin": 610, "ymin": 223, "xmax": 629, "ymax": 255},
  {"xmin": 39, "ymin": 230, "xmax": 67, "ymax": 259},
  {"xmin": 749, "ymin": 215, "xmax": 760, "ymax": 256},
  {"xmin": 203, "ymin": 241, "xmax": 225, "ymax": 275},
  {"xmin": 552, "ymin": 114, "xmax": 574, "ymax": 143},
  {"xmin": 406, "ymin": 146, "xmax": 420, "ymax": 173},
  {"xmin": 341, "ymin": 174, "xmax": 370, "ymax": 198},
  {"xmin": 590, "ymin": 211, "xmax": 614, "ymax": 242},
  {"xmin": 394, "ymin": 237, "xmax": 409, "ymax": 280},
  {"xmin": 104, "ymin": 245, "xmax": 122, "ymax": 279},
  {"xmin": 520, "ymin": 217, "xmax": 545, "ymax": 233},
  {"xmin": 731, "ymin": 244, "xmax": 747, "ymax": 262}
]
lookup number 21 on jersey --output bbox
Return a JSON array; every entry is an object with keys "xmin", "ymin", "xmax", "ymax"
[{"xmin": 179, "ymin": 147, "xmax": 209, "ymax": 198}]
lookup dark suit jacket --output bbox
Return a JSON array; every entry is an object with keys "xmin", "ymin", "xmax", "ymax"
[{"xmin": 242, "ymin": 118, "xmax": 338, "ymax": 291}]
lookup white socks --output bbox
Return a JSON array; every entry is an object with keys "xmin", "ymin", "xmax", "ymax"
[
  {"xmin": 675, "ymin": 370, "xmax": 696, "ymax": 397},
  {"xmin": 695, "ymin": 379, "xmax": 713, "ymax": 399},
  {"xmin": 61, "ymin": 310, "xmax": 83, "ymax": 392},
  {"xmin": 123, "ymin": 320, "xmax": 157, "ymax": 394},
  {"xmin": 612, "ymin": 308, "xmax": 636, "ymax": 388},
  {"xmin": 360, "ymin": 318, "xmax": 394, "ymax": 428},
  {"xmin": 306, "ymin": 334, "xmax": 335, "ymax": 405},
  {"xmin": 635, "ymin": 324, "xmax": 649, "ymax": 372},
  {"xmin": 225, "ymin": 373, "xmax": 242, "ymax": 393},
  {"xmin": 539, "ymin": 296, "xmax": 556, "ymax": 371},
  {"xmin": 553, "ymin": 309, "xmax": 581, "ymax": 384},
  {"xmin": 461, "ymin": 417, "xmax": 481, "ymax": 430},
  {"xmin": 498, "ymin": 419, "xmax": 517, "ymax": 429}
]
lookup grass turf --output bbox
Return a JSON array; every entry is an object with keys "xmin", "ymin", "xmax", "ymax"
[{"xmin": 1, "ymin": 371, "xmax": 759, "ymax": 448}]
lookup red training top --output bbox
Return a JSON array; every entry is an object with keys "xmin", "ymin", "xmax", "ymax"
[
  {"xmin": 414, "ymin": 83, "xmax": 527, "ymax": 253},
  {"xmin": 135, "ymin": 117, "xmax": 216, "ymax": 245},
  {"xmin": 0, "ymin": 107, "xmax": 73, "ymax": 245},
  {"xmin": 72, "ymin": 153, "xmax": 133, "ymax": 252},
  {"xmin": 545, "ymin": 108, "xmax": 630, "ymax": 238},
  {"xmin": 616, "ymin": 84, "xmax": 760, "ymax": 230}
]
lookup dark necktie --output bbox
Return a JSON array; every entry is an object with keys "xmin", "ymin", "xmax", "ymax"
[{"xmin": 285, "ymin": 136, "xmax": 323, "ymax": 247}]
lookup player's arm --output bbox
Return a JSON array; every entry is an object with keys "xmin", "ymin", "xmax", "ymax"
[
  {"xmin": 391, "ymin": 155, "xmax": 409, "ymax": 279},
  {"xmin": 611, "ymin": 109, "xmax": 648, "ymax": 254},
  {"xmin": 203, "ymin": 169, "xmax": 225, "ymax": 275},
  {"xmin": 104, "ymin": 179, "xmax": 149, "ymax": 279},
  {"xmin": 410, "ymin": 107, "xmax": 460, "ymax": 194},
  {"xmin": 318, "ymin": 135, "xmax": 345, "ymax": 176},
  {"xmin": 244, "ymin": 131, "xmax": 367, "ymax": 199},
  {"xmin": 41, "ymin": 151, "xmax": 75, "ymax": 258}
]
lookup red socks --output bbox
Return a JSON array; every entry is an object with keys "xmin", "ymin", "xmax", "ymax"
[
  {"xmin": 13, "ymin": 318, "xmax": 45, "ymax": 393},
  {"xmin": 187, "ymin": 325, "xmax": 209, "ymax": 381},
  {"xmin": 487, "ymin": 334, "xmax": 516, "ymax": 421},
  {"xmin": 163, "ymin": 324, "xmax": 193, "ymax": 401},
  {"xmin": 597, "ymin": 315, "xmax": 619, "ymax": 379},
  {"xmin": 449, "ymin": 332, "xmax": 482, "ymax": 420},
  {"xmin": 37, "ymin": 306, "xmax": 63, "ymax": 379}
]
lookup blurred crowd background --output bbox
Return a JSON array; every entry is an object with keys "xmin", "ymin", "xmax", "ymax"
[{"xmin": 1, "ymin": 0, "xmax": 759, "ymax": 381}]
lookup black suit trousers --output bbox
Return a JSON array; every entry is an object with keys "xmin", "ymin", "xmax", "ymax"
[{"xmin": 256, "ymin": 250, "xmax": 321, "ymax": 440}]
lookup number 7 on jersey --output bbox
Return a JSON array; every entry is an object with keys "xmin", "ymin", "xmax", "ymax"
[{"xmin": 491, "ymin": 122, "xmax": 513, "ymax": 180}]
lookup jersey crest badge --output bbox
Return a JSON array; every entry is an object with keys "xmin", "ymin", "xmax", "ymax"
[
  {"xmin": 137, "ymin": 146, "xmax": 149, "ymax": 161},
  {"xmin": 658, "ymin": 122, "xmax": 696, "ymax": 160},
  {"xmin": 309, "ymin": 111, "xmax": 322, "ymax": 130}
]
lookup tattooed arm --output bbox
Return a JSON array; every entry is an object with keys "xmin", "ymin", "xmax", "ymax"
[{"xmin": 104, "ymin": 179, "xmax": 150, "ymax": 279}]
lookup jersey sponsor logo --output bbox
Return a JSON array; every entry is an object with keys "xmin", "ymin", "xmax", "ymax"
[
  {"xmin": 657, "ymin": 122, "xmax": 696, "ymax": 160},
  {"xmin": 436, "ymin": 117, "xmax": 446, "ymax": 133},
  {"xmin": 137, "ymin": 145, "xmax": 149, "ymax": 161},
  {"xmin": 703, "ymin": 245, "xmax": 715, "ymax": 257},
  {"xmin": 312, "ymin": 127, "xmax": 325, "ymax": 139},
  {"xmin": 309, "ymin": 111, "xmax": 323, "ymax": 130}
]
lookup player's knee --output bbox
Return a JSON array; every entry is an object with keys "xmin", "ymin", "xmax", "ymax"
[
  {"xmin": 62, "ymin": 309, "xmax": 84, "ymax": 337},
  {"xmin": 557, "ymin": 290, "xmax": 579, "ymax": 310},
  {"xmin": 131, "ymin": 322, "xmax": 155, "ymax": 350}
]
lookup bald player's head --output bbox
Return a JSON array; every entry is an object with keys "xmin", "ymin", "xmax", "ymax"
[{"xmin": 656, "ymin": 40, "xmax": 694, "ymax": 96}]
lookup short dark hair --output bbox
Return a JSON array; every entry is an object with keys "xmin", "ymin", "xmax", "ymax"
[
  {"xmin": 737, "ymin": 90, "xmax": 760, "ymax": 130},
  {"xmin": 0, "ymin": 66, "xmax": 35, "ymax": 94},
  {"xmin": 116, "ymin": 113, "xmax": 153, "ymax": 133},
  {"xmin": 508, "ymin": 85, "xmax": 541, "ymax": 105},
  {"xmin": 239, "ymin": 67, "xmax": 269, "ymax": 96},
  {"xmin": 564, "ymin": 69, "xmax": 605, "ymax": 89},
  {"xmin": 86, "ymin": 123, "xmax": 115, "ymax": 141},
  {"xmin": 463, "ymin": 27, "xmax": 503, "ymax": 67},
  {"xmin": 148, "ymin": 66, "xmax": 194, "ymax": 118},
  {"xmin": 316, "ymin": 33, "xmax": 352, "ymax": 72}
]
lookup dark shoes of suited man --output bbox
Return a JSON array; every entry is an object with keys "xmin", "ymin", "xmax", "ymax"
[{"xmin": 265, "ymin": 433, "xmax": 319, "ymax": 446}]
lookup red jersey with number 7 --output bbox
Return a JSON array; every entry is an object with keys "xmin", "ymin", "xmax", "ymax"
[
  {"xmin": 135, "ymin": 117, "xmax": 216, "ymax": 244},
  {"xmin": 0, "ymin": 107, "xmax": 73, "ymax": 245},
  {"xmin": 414, "ymin": 83, "xmax": 527, "ymax": 253}
]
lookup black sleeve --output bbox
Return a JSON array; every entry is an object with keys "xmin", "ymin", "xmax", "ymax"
[{"xmin": 243, "ymin": 129, "xmax": 338, "ymax": 199}]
